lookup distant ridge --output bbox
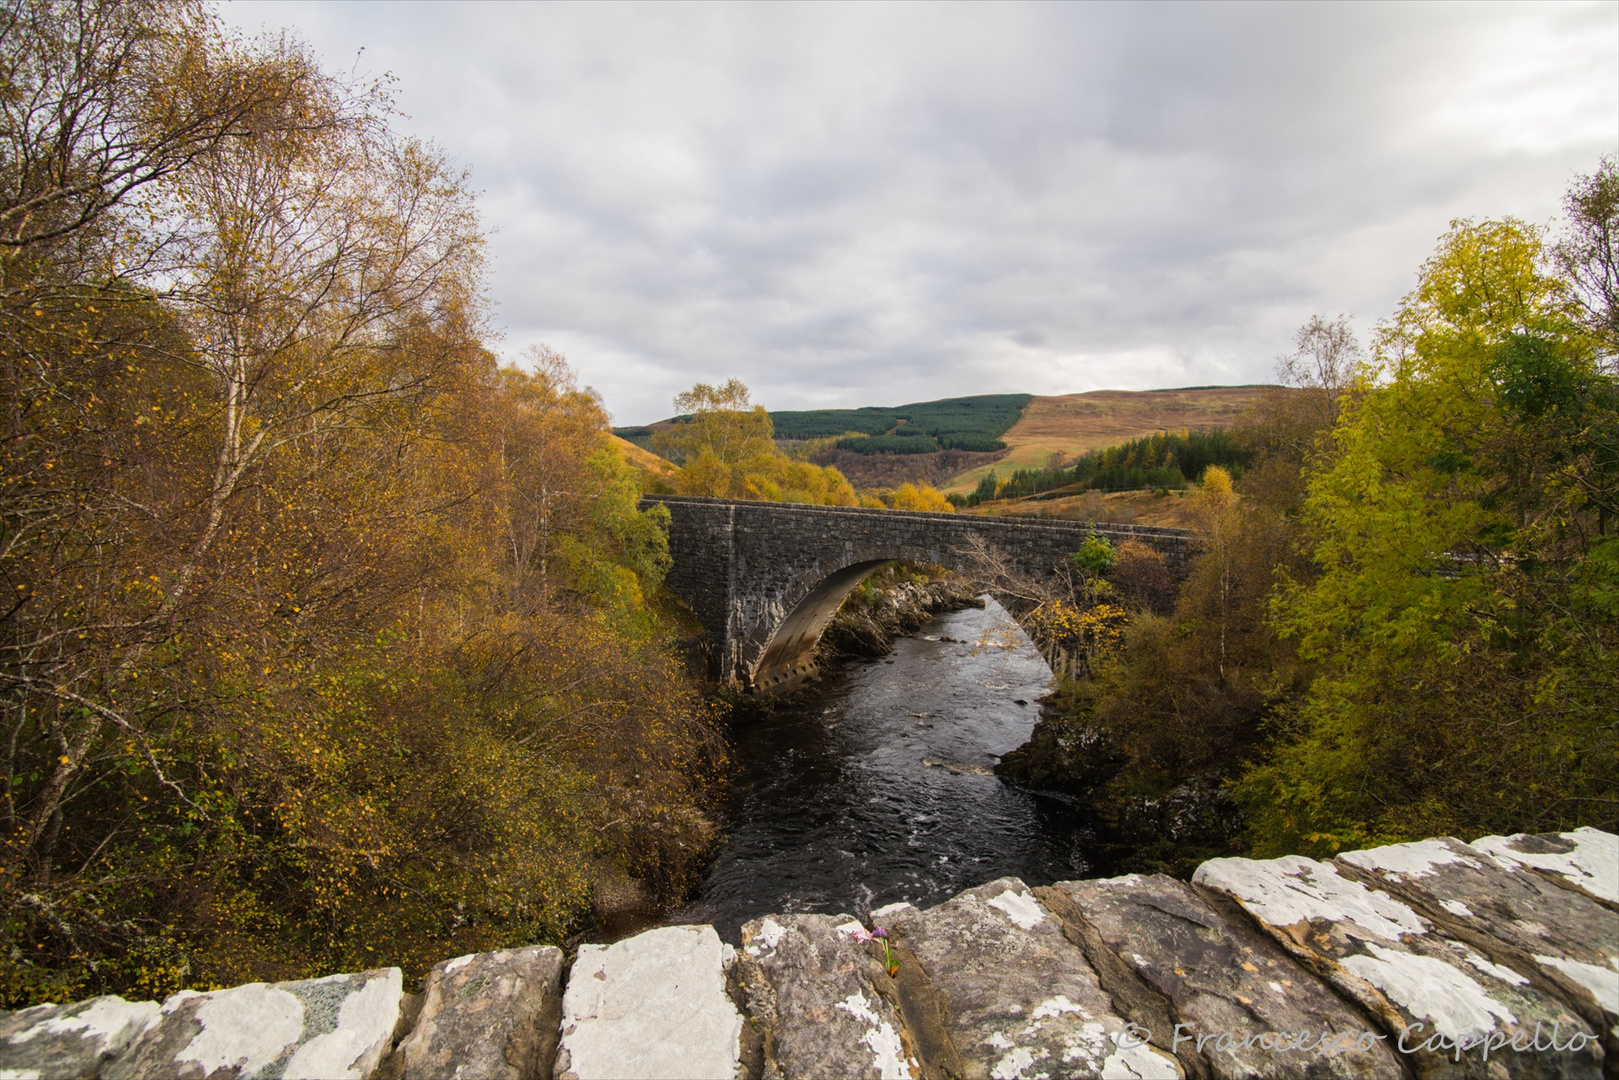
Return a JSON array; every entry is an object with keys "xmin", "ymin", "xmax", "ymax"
[
  {"xmin": 1147, "ymin": 383, "xmax": 1277, "ymax": 392},
  {"xmin": 613, "ymin": 386, "xmax": 1272, "ymax": 493},
  {"xmin": 941, "ymin": 386, "xmax": 1269, "ymax": 494},
  {"xmin": 614, "ymin": 393, "xmax": 1032, "ymax": 455}
]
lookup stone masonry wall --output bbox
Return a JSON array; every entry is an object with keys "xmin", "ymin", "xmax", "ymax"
[
  {"xmin": 646, "ymin": 495, "xmax": 1197, "ymax": 690},
  {"xmin": 5, "ymin": 826, "xmax": 1613, "ymax": 1079}
]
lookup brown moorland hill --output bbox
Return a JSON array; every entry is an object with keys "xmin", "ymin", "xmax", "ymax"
[
  {"xmin": 806, "ymin": 446, "xmax": 1006, "ymax": 491},
  {"xmin": 964, "ymin": 488, "xmax": 1201, "ymax": 529},
  {"xmin": 940, "ymin": 386, "xmax": 1272, "ymax": 495},
  {"xmin": 612, "ymin": 434, "xmax": 678, "ymax": 482}
]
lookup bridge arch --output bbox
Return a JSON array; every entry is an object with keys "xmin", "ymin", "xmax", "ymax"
[
  {"xmin": 750, "ymin": 558, "xmax": 891, "ymax": 692},
  {"xmin": 749, "ymin": 535, "xmax": 986, "ymax": 692},
  {"xmin": 645, "ymin": 495, "xmax": 1194, "ymax": 694}
]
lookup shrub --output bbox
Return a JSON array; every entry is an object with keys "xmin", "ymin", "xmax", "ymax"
[
  {"xmin": 1109, "ymin": 541, "xmax": 1176, "ymax": 615},
  {"xmin": 1069, "ymin": 532, "xmax": 1117, "ymax": 577}
]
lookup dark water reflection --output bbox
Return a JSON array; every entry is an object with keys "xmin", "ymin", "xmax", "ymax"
[{"xmin": 670, "ymin": 598, "xmax": 1101, "ymax": 943}]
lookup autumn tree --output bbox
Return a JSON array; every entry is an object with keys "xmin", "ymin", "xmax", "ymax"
[
  {"xmin": 1551, "ymin": 158, "xmax": 1619, "ymax": 533},
  {"xmin": 0, "ymin": 3, "xmax": 349, "ymax": 870},
  {"xmin": 1107, "ymin": 540, "xmax": 1175, "ymax": 615},
  {"xmin": 1235, "ymin": 315, "xmax": 1361, "ymax": 512},
  {"xmin": 1238, "ymin": 216, "xmax": 1619, "ymax": 853},
  {"xmin": 1555, "ymin": 155, "xmax": 1619, "ymax": 359},
  {"xmin": 656, "ymin": 378, "xmax": 857, "ymax": 505},
  {"xmin": 882, "ymin": 483, "xmax": 953, "ymax": 512},
  {"xmin": 653, "ymin": 378, "xmax": 774, "ymax": 490},
  {"xmin": 4, "ymin": 18, "xmax": 485, "ymax": 865},
  {"xmin": 0, "ymin": 6, "xmax": 720, "ymax": 1004},
  {"xmin": 0, "ymin": 0, "xmax": 311, "ymax": 261},
  {"xmin": 487, "ymin": 349, "xmax": 672, "ymax": 631}
]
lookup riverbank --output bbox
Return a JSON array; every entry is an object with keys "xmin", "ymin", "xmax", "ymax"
[
  {"xmin": 993, "ymin": 693, "xmax": 1245, "ymax": 879},
  {"xmin": 813, "ymin": 564, "xmax": 982, "ymax": 663}
]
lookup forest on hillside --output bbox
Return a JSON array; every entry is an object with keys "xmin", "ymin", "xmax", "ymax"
[
  {"xmin": 955, "ymin": 428, "xmax": 1254, "ymax": 506},
  {"xmin": 616, "ymin": 392, "xmax": 1032, "ymax": 456},
  {"xmin": 0, "ymin": 0, "xmax": 722, "ymax": 1004}
]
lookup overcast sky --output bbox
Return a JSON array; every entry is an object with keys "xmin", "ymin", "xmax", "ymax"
[{"xmin": 218, "ymin": 1, "xmax": 1618, "ymax": 424}]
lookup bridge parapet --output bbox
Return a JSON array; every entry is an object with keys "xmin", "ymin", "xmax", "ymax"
[
  {"xmin": 642, "ymin": 494, "xmax": 1195, "ymax": 692},
  {"xmin": 13, "ymin": 827, "xmax": 1613, "ymax": 1078}
]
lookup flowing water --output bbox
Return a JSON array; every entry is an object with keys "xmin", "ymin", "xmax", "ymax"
[{"xmin": 672, "ymin": 597, "xmax": 1101, "ymax": 942}]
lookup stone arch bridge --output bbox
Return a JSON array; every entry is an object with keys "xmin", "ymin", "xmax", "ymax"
[{"xmin": 644, "ymin": 495, "xmax": 1194, "ymax": 693}]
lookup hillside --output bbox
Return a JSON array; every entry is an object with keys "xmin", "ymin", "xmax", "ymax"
[
  {"xmin": 803, "ymin": 446, "xmax": 1005, "ymax": 490},
  {"xmin": 612, "ymin": 434, "xmax": 679, "ymax": 482},
  {"xmin": 964, "ymin": 488, "xmax": 1202, "ymax": 529},
  {"xmin": 939, "ymin": 386, "xmax": 1271, "ymax": 494},
  {"xmin": 616, "ymin": 387, "xmax": 1274, "ymax": 494},
  {"xmin": 773, "ymin": 393, "xmax": 1031, "ymax": 452},
  {"xmin": 615, "ymin": 393, "xmax": 1030, "ymax": 456}
]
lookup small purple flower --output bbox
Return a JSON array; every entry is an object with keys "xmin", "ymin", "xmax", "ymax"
[{"xmin": 851, "ymin": 924, "xmax": 900, "ymax": 976}]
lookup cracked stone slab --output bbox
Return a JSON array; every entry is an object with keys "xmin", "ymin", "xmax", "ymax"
[
  {"xmin": 737, "ymin": 912, "xmax": 918, "ymax": 1080},
  {"xmin": 1195, "ymin": 855, "xmax": 1603, "ymax": 1078},
  {"xmin": 880, "ymin": 877, "xmax": 1182, "ymax": 1080},
  {"xmin": 556, "ymin": 924, "xmax": 743, "ymax": 1080},
  {"xmin": 0, "ymin": 994, "xmax": 159, "ymax": 1079},
  {"xmin": 1469, "ymin": 828, "xmax": 1619, "ymax": 905},
  {"xmin": 1049, "ymin": 874, "xmax": 1403, "ymax": 1079},
  {"xmin": 103, "ymin": 967, "xmax": 403, "ymax": 1080},
  {"xmin": 389, "ymin": 945, "xmax": 563, "ymax": 1080},
  {"xmin": 1337, "ymin": 836, "xmax": 1619, "ymax": 1040}
]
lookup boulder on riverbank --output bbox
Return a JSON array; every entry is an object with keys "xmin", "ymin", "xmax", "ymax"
[
  {"xmin": 815, "ymin": 568, "xmax": 982, "ymax": 663},
  {"xmin": 993, "ymin": 713, "xmax": 1122, "ymax": 793},
  {"xmin": 995, "ymin": 710, "xmax": 1245, "ymax": 878}
]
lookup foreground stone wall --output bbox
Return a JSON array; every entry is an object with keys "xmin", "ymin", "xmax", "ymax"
[
  {"xmin": 647, "ymin": 494, "xmax": 1196, "ymax": 691},
  {"xmin": 3, "ymin": 827, "xmax": 1613, "ymax": 1079}
]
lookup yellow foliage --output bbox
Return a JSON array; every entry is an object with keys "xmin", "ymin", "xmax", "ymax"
[
  {"xmin": 662, "ymin": 380, "xmax": 859, "ymax": 506},
  {"xmin": 744, "ymin": 458, "xmax": 859, "ymax": 506},
  {"xmin": 0, "ymin": 14, "xmax": 721, "ymax": 1006},
  {"xmin": 1029, "ymin": 601, "xmax": 1131, "ymax": 660},
  {"xmin": 884, "ymin": 483, "xmax": 955, "ymax": 512},
  {"xmin": 1200, "ymin": 464, "xmax": 1235, "ymax": 497},
  {"xmin": 670, "ymin": 447, "xmax": 740, "ymax": 497}
]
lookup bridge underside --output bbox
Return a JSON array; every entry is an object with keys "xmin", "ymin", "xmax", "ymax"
[{"xmin": 750, "ymin": 559, "xmax": 890, "ymax": 694}]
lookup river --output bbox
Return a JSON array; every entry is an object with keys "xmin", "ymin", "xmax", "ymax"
[{"xmin": 671, "ymin": 597, "xmax": 1102, "ymax": 942}]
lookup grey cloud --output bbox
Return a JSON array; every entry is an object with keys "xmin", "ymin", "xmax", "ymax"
[{"xmin": 219, "ymin": 1, "xmax": 1617, "ymax": 422}]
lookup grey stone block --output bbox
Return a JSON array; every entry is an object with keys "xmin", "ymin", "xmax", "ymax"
[
  {"xmin": 881, "ymin": 878, "xmax": 1181, "ymax": 1079},
  {"xmin": 555, "ymin": 925, "xmax": 742, "ymax": 1080},
  {"xmin": 1337, "ymin": 836, "xmax": 1619, "ymax": 1052},
  {"xmin": 1195, "ymin": 855, "xmax": 1603, "ymax": 1078},
  {"xmin": 1050, "ymin": 873, "xmax": 1403, "ymax": 1078},
  {"xmin": 0, "ymin": 994, "xmax": 159, "ymax": 1079},
  {"xmin": 391, "ymin": 945, "xmax": 563, "ymax": 1080},
  {"xmin": 1470, "ymin": 827, "xmax": 1618, "ymax": 905},
  {"xmin": 736, "ymin": 912, "xmax": 917, "ymax": 1079},
  {"xmin": 104, "ymin": 967, "xmax": 402, "ymax": 1080}
]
